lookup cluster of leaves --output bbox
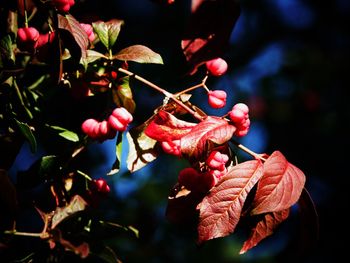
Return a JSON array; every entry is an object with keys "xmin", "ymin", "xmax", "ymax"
[{"xmin": 0, "ymin": 0, "xmax": 317, "ymax": 262}]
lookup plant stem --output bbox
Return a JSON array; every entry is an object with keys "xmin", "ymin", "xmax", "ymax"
[
  {"xmin": 175, "ymin": 75, "xmax": 209, "ymax": 96},
  {"xmin": 231, "ymin": 139, "xmax": 267, "ymax": 162},
  {"xmin": 118, "ymin": 68, "xmax": 204, "ymax": 121},
  {"xmin": 4, "ymin": 230, "xmax": 42, "ymax": 238}
]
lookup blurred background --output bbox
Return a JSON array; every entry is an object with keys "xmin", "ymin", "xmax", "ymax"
[{"xmin": 8, "ymin": 0, "xmax": 349, "ymax": 262}]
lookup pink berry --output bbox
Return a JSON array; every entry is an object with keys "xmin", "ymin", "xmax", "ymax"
[
  {"xmin": 206, "ymin": 151, "xmax": 228, "ymax": 171},
  {"xmin": 51, "ymin": 0, "xmax": 75, "ymax": 12},
  {"xmin": 208, "ymin": 90, "xmax": 227, "ymax": 109},
  {"xmin": 229, "ymin": 108, "xmax": 245, "ymax": 123},
  {"xmin": 178, "ymin": 167, "xmax": 200, "ymax": 190},
  {"xmin": 111, "ymin": 107, "xmax": 133, "ymax": 125},
  {"xmin": 80, "ymin": 23, "xmax": 95, "ymax": 42},
  {"xmin": 108, "ymin": 115, "xmax": 126, "ymax": 131},
  {"xmin": 161, "ymin": 140, "xmax": 181, "ymax": 157},
  {"xmin": 81, "ymin": 119, "xmax": 99, "ymax": 136},
  {"xmin": 206, "ymin": 58, "xmax": 228, "ymax": 76},
  {"xmin": 233, "ymin": 103, "xmax": 249, "ymax": 114},
  {"xmin": 17, "ymin": 27, "xmax": 39, "ymax": 51}
]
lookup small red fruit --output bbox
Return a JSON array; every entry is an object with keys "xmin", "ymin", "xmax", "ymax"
[
  {"xmin": 51, "ymin": 0, "xmax": 75, "ymax": 12},
  {"xmin": 208, "ymin": 90, "xmax": 227, "ymax": 109},
  {"xmin": 206, "ymin": 58, "xmax": 228, "ymax": 76},
  {"xmin": 94, "ymin": 179, "xmax": 110, "ymax": 194},
  {"xmin": 108, "ymin": 107, "xmax": 133, "ymax": 132},
  {"xmin": 17, "ymin": 27, "xmax": 39, "ymax": 51},
  {"xmin": 161, "ymin": 140, "xmax": 181, "ymax": 157},
  {"xmin": 80, "ymin": 23, "xmax": 95, "ymax": 42}
]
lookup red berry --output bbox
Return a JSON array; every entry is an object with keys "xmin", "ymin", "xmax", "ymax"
[
  {"xmin": 36, "ymin": 32, "xmax": 56, "ymax": 48},
  {"xmin": 108, "ymin": 115, "xmax": 126, "ymax": 132},
  {"xmin": 111, "ymin": 107, "xmax": 133, "ymax": 125},
  {"xmin": 206, "ymin": 151, "xmax": 229, "ymax": 171},
  {"xmin": 208, "ymin": 90, "xmax": 227, "ymax": 109},
  {"xmin": 82, "ymin": 119, "xmax": 99, "ymax": 136},
  {"xmin": 51, "ymin": 0, "xmax": 75, "ymax": 12},
  {"xmin": 178, "ymin": 167, "xmax": 200, "ymax": 190},
  {"xmin": 229, "ymin": 108, "xmax": 245, "ymax": 123},
  {"xmin": 161, "ymin": 140, "xmax": 181, "ymax": 157},
  {"xmin": 17, "ymin": 27, "xmax": 39, "ymax": 51},
  {"xmin": 80, "ymin": 23, "xmax": 95, "ymax": 42},
  {"xmin": 206, "ymin": 58, "xmax": 228, "ymax": 76},
  {"xmin": 94, "ymin": 179, "xmax": 110, "ymax": 194},
  {"xmin": 233, "ymin": 103, "xmax": 249, "ymax": 114}
]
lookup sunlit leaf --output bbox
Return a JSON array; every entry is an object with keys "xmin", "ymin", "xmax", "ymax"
[
  {"xmin": 92, "ymin": 19, "xmax": 124, "ymax": 50},
  {"xmin": 239, "ymin": 208, "xmax": 290, "ymax": 254},
  {"xmin": 145, "ymin": 110, "xmax": 197, "ymax": 142},
  {"xmin": 251, "ymin": 151, "xmax": 306, "ymax": 215},
  {"xmin": 113, "ymin": 45, "xmax": 163, "ymax": 64},
  {"xmin": 197, "ymin": 160, "xmax": 263, "ymax": 244},
  {"xmin": 48, "ymin": 125, "xmax": 79, "ymax": 142},
  {"xmin": 14, "ymin": 119, "xmax": 37, "ymax": 153},
  {"xmin": 81, "ymin": 49, "xmax": 108, "ymax": 68},
  {"xmin": 180, "ymin": 116, "xmax": 235, "ymax": 159},
  {"xmin": 58, "ymin": 14, "xmax": 89, "ymax": 59},
  {"xmin": 126, "ymin": 124, "xmax": 158, "ymax": 173}
]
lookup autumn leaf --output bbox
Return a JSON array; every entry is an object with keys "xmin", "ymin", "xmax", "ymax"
[
  {"xmin": 58, "ymin": 14, "xmax": 89, "ymax": 59},
  {"xmin": 197, "ymin": 160, "xmax": 263, "ymax": 244},
  {"xmin": 113, "ymin": 45, "xmax": 163, "ymax": 64},
  {"xmin": 239, "ymin": 208, "xmax": 290, "ymax": 254},
  {"xmin": 144, "ymin": 110, "xmax": 197, "ymax": 142},
  {"xmin": 251, "ymin": 151, "xmax": 306, "ymax": 215},
  {"xmin": 180, "ymin": 116, "xmax": 235, "ymax": 159}
]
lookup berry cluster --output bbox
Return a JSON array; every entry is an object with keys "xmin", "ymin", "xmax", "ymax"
[
  {"xmin": 81, "ymin": 107, "xmax": 133, "ymax": 141},
  {"xmin": 229, "ymin": 103, "xmax": 250, "ymax": 137},
  {"xmin": 17, "ymin": 27, "xmax": 56, "ymax": 52}
]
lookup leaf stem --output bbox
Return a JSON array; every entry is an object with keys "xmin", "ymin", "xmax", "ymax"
[{"xmin": 118, "ymin": 68, "xmax": 204, "ymax": 121}]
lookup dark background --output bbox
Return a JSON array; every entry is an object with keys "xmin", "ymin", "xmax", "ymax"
[{"xmin": 6, "ymin": 0, "xmax": 350, "ymax": 262}]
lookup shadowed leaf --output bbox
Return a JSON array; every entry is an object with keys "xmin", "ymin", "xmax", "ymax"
[
  {"xmin": 112, "ymin": 76, "xmax": 136, "ymax": 114},
  {"xmin": 58, "ymin": 14, "xmax": 89, "ymax": 59},
  {"xmin": 240, "ymin": 208, "xmax": 290, "ymax": 254},
  {"xmin": 47, "ymin": 125, "xmax": 79, "ymax": 142},
  {"xmin": 251, "ymin": 151, "xmax": 306, "ymax": 215},
  {"xmin": 15, "ymin": 119, "xmax": 37, "ymax": 153},
  {"xmin": 180, "ymin": 116, "xmax": 235, "ymax": 159},
  {"xmin": 108, "ymin": 132, "xmax": 123, "ymax": 175},
  {"xmin": 197, "ymin": 160, "xmax": 263, "ymax": 244}
]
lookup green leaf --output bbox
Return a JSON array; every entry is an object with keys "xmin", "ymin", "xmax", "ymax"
[
  {"xmin": 14, "ymin": 119, "xmax": 37, "ymax": 153},
  {"xmin": 39, "ymin": 155, "xmax": 58, "ymax": 177},
  {"xmin": 58, "ymin": 14, "xmax": 89, "ymax": 59},
  {"xmin": 92, "ymin": 19, "xmax": 124, "ymax": 51},
  {"xmin": 112, "ymin": 76, "xmax": 136, "ymax": 114},
  {"xmin": 48, "ymin": 125, "xmax": 80, "ymax": 142},
  {"xmin": 113, "ymin": 45, "xmax": 163, "ymax": 64}
]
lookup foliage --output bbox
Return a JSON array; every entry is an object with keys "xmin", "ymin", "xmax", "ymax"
[{"xmin": 0, "ymin": 0, "xmax": 318, "ymax": 262}]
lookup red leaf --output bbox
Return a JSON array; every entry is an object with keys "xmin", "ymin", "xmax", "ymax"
[
  {"xmin": 197, "ymin": 160, "xmax": 263, "ymax": 244},
  {"xmin": 144, "ymin": 110, "xmax": 197, "ymax": 141},
  {"xmin": 180, "ymin": 116, "xmax": 235, "ymax": 159},
  {"xmin": 239, "ymin": 209, "xmax": 290, "ymax": 254},
  {"xmin": 181, "ymin": 0, "xmax": 240, "ymax": 74},
  {"xmin": 251, "ymin": 151, "xmax": 306, "ymax": 215}
]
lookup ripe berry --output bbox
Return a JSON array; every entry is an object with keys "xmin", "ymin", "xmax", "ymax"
[
  {"xmin": 161, "ymin": 140, "xmax": 181, "ymax": 157},
  {"xmin": 17, "ymin": 27, "xmax": 39, "ymax": 51},
  {"xmin": 82, "ymin": 119, "xmax": 99, "ymax": 136},
  {"xmin": 229, "ymin": 103, "xmax": 251, "ymax": 137},
  {"xmin": 93, "ymin": 179, "xmax": 110, "ymax": 194},
  {"xmin": 178, "ymin": 167, "xmax": 200, "ymax": 191},
  {"xmin": 206, "ymin": 58, "xmax": 228, "ymax": 76},
  {"xmin": 108, "ymin": 107, "xmax": 133, "ymax": 132},
  {"xmin": 208, "ymin": 90, "xmax": 227, "ymax": 109},
  {"xmin": 206, "ymin": 151, "xmax": 229, "ymax": 171},
  {"xmin": 36, "ymin": 32, "xmax": 56, "ymax": 48},
  {"xmin": 80, "ymin": 23, "xmax": 95, "ymax": 42}
]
